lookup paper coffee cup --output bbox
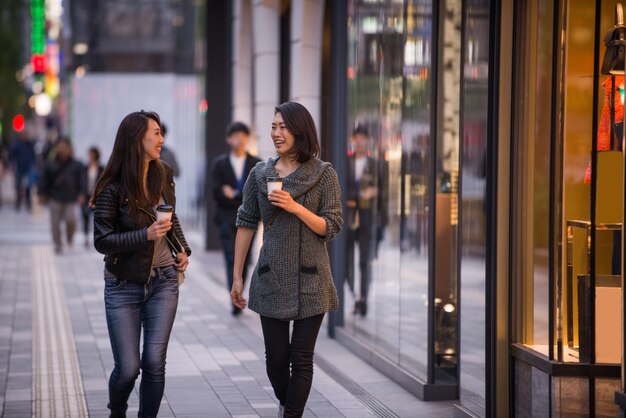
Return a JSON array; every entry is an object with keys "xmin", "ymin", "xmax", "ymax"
[
  {"xmin": 267, "ymin": 176, "xmax": 283, "ymax": 193},
  {"xmin": 156, "ymin": 204, "xmax": 173, "ymax": 221}
]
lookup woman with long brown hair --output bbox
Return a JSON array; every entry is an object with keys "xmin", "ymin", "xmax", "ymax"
[{"xmin": 91, "ymin": 110, "xmax": 191, "ymax": 418}]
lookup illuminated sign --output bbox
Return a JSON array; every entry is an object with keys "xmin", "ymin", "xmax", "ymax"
[
  {"xmin": 31, "ymin": 0, "xmax": 46, "ymax": 76},
  {"xmin": 31, "ymin": 0, "xmax": 45, "ymax": 54}
]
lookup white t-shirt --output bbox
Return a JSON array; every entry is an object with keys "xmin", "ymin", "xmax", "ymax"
[
  {"xmin": 87, "ymin": 165, "xmax": 99, "ymax": 194},
  {"xmin": 229, "ymin": 153, "xmax": 246, "ymax": 181},
  {"xmin": 355, "ymin": 156, "xmax": 367, "ymax": 182}
]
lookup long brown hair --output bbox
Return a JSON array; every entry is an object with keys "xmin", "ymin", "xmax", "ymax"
[{"xmin": 90, "ymin": 111, "xmax": 165, "ymax": 215}]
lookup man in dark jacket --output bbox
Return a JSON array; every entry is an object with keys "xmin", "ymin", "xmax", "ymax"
[
  {"xmin": 346, "ymin": 126, "xmax": 380, "ymax": 317},
  {"xmin": 39, "ymin": 138, "xmax": 85, "ymax": 254},
  {"xmin": 211, "ymin": 122, "xmax": 260, "ymax": 315},
  {"xmin": 10, "ymin": 130, "xmax": 36, "ymax": 211}
]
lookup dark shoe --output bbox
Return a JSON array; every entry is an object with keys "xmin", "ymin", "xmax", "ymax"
[
  {"xmin": 361, "ymin": 300, "xmax": 367, "ymax": 318},
  {"xmin": 108, "ymin": 411, "xmax": 126, "ymax": 418},
  {"xmin": 353, "ymin": 300, "xmax": 368, "ymax": 317},
  {"xmin": 232, "ymin": 305, "xmax": 242, "ymax": 316}
]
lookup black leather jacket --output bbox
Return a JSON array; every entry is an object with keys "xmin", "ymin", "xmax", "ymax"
[{"xmin": 93, "ymin": 166, "xmax": 192, "ymax": 283}]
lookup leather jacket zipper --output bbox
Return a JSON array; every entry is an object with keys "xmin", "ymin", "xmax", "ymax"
[{"xmin": 140, "ymin": 207, "xmax": 158, "ymax": 284}]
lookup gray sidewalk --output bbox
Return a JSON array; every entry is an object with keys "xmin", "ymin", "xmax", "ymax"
[{"xmin": 0, "ymin": 203, "xmax": 454, "ymax": 417}]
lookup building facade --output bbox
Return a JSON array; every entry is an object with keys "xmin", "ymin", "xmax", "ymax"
[{"xmin": 205, "ymin": 0, "xmax": 626, "ymax": 416}]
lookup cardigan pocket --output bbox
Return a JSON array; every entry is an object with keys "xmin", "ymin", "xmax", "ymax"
[
  {"xmin": 257, "ymin": 264, "xmax": 280, "ymax": 295},
  {"xmin": 300, "ymin": 265, "xmax": 320, "ymax": 294}
]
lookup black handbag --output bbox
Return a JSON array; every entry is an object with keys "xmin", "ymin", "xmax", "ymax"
[{"xmin": 602, "ymin": 3, "xmax": 626, "ymax": 75}]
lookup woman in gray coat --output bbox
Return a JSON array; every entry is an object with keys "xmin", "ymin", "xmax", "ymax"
[{"xmin": 231, "ymin": 102, "xmax": 342, "ymax": 418}]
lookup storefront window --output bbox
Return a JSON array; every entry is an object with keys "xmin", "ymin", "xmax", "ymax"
[
  {"xmin": 345, "ymin": 0, "xmax": 433, "ymax": 381},
  {"xmin": 511, "ymin": 0, "xmax": 555, "ymax": 357},
  {"xmin": 458, "ymin": 0, "xmax": 490, "ymax": 414},
  {"xmin": 512, "ymin": 0, "xmax": 622, "ymax": 415},
  {"xmin": 514, "ymin": 0, "xmax": 623, "ymax": 366}
]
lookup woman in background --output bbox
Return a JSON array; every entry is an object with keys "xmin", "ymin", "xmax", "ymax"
[{"xmin": 82, "ymin": 146, "xmax": 103, "ymax": 247}]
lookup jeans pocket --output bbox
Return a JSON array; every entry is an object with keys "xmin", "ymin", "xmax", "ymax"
[
  {"xmin": 104, "ymin": 269, "xmax": 125, "ymax": 290},
  {"xmin": 104, "ymin": 277, "xmax": 125, "ymax": 290},
  {"xmin": 158, "ymin": 266, "xmax": 180, "ymax": 289}
]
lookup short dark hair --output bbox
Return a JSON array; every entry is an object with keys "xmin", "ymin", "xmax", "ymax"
[
  {"xmin": 55, "ymin": 136, "xmax": 72, "ymax": 149},
  {"xmin": 89, "ymin": 146, "xmax": 100, "ymax": 161},
  {"xmin": 274, "ymin": 102, "xmax": 320, "ymax": 163},
  {"xmin": 225, "ymin": 121, "xmax": 250, "ymax": 137},
  {"xmin": 352, "ymin": 124, "xmax": 369, "ymax": 137},
  {"xmin": 161, "ymin": 122, "xmax": 168, "ymax": 137}
]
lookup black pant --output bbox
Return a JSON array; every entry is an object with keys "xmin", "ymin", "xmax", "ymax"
[
  {"xmin": 260, "ymin": 314, "xmax": 324, "ymax": 418},
  {"xmin": 218, "ymin": 222, "xmax": 251, "ymax": 301},
  {"xmin": 15, "ymin": 169, "xmax": 32, "ymax": 210},
  {"xmin": 346, "ymin": 211, "xmax": 374, "ymax": 300},
  {"xmin": 81, "ymin": 196, "xmax": 92, "ymax": 239}
]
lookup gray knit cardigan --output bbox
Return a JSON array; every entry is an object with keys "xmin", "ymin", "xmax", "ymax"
[{"xmin": 236, "ymin": 157, "xmax": 343, "ymax": 320}]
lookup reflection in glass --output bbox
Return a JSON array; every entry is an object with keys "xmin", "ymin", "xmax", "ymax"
[
  {"xmin": 435, "ymin": 0, "xmax": 461, "ymax": 384},
  {"xmin": 345, "ymin": 0, "xmax": 432, "ymax": 381},
  {"xmin": 399, "ymin": 0, "xmax": 433, "ymax": 380},
  {"xmin": 458, "ymin": 0, "xmax": 488, "ymax": 414}
]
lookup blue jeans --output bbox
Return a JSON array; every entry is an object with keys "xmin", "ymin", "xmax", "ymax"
[{"xmin": 104, "ymin": 266, "xmax": 179, "ymax": 418}]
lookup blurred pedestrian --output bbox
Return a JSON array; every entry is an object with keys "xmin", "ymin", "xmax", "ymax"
[
  {"xmin": 91, "ymin": 111, "xmax": 191, "ymax": 418},
  {"xmin": 231, "ymin": 102, "xmax": 342, "ymax": 418},
  {"xmin": 0, "ymin": 141, "xmax": 6, "ymax": 208},
  {"xmin": 345, "ymin": 125, "xmax": 378, "ymax": 317},
  {"xmin": 81, "ymin": 146, "xmax": 103, "ymax": 247},
  {"xmin": 10, "ymin": 129, "xmax": 36, "ymax": 211},
  {"xmin": 38, "ymin": 138, "xmax": 85, "ymax": 254},
  {"xmin": 211, "ymin": 121, "xmax": 261, "ymax": 315},
  {"xmin": 159, "ymin": 123, "xmax": 180, "ymax": 177}
]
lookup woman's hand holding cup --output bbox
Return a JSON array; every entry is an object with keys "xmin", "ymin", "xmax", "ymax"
[{"xmin": 147, "ymin": 218, "xmax": 172, "ymax": 241}]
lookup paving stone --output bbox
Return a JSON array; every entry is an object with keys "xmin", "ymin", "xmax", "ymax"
[{"xmin": 0, "ymin": 208, "xmax": 455, "ymax": 417}]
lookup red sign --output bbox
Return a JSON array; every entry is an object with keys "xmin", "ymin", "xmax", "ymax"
[
  {"xmin": 13, "ymin": 114, "xmax": 25, "ymax": 132},
  {"xmin": 31, "ymin": 54, "xmax": 46, "ymax": 73}
]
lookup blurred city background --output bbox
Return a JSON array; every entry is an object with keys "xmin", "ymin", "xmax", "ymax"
[
  {"xmin": 0, "ymin": 0, "xmax": 480, "ymax": 416},
  {"xmin": 6, "ymin": 0, "xmax": 626, "ymax": 417}
]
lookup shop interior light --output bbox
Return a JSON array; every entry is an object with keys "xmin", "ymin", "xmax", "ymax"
[
  {"xmin": 73, "ymin": 43, "xmax": 89, "ymax": 55},
  {"xmin": 362, "ymin": 16, "xmax": 378, "ymax": 34},
  {"xmin": 443, "ymin": 303, "xmax": 456, "ymax": 313}
]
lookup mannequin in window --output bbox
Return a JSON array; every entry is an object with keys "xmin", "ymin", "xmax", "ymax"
[
  {"xmin": 584, "ymin": 75, "xmax": 624, "ymax": 184},
  {"xmin": 584, "ymin": 75, "xmax": 623, "ymax": 276}
]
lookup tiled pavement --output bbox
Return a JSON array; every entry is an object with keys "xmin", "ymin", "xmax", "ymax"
[{"xmin": 0, "ymin": 204, "xmax": 455, "ymax": 417}]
